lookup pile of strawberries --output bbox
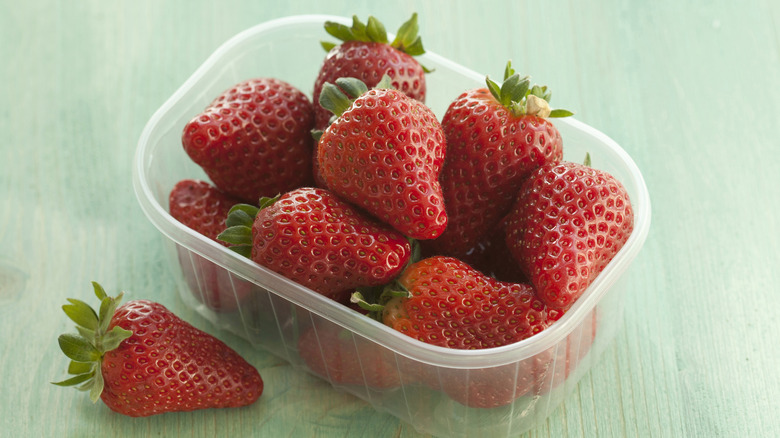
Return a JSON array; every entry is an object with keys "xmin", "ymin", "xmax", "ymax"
[
  {"xmin": 167, "ymin": 14, "xmax": 635, "ymax": 408},
  {"xmin": 52, "ymin": 14, "xmax": 635, "ymax": 419}
]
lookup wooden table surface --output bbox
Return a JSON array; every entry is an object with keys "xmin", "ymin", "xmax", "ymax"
[{"xmin": 2, "ymin": 1, "xmax": 779, "ymax": 437}]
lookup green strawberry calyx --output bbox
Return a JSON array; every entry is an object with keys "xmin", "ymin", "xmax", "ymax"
[
  {"xmin": 351, "ymin": 281, "xmax": 411, "ymax": 322},
  {"xmin": 321, "ymin": 13, "xmax": 426, "ymax": 57},
  {"xmin": 217, "ymin": 195, "xmax": 280, "ymax": 257},
  {"xmin": 313, "ymin": 76, "xmax": 378, "ymax": 140},
  {"xmin": 349, "ymin": 237, "xmax": 420, "ymax": 322},
  {"xmin": 317, "ymin": 75, "xmax": 395, "ymax": 120},
  {"xmin": 583, "ymin": 152, "xmax": 592, "ymax": 167},
  {"xmin": 52, "ymin": 282, "xmax": 133, "ymax": 403},
  {"xmin": 486, "ymin": 61, "xmax": 574, "ymax": 118}
]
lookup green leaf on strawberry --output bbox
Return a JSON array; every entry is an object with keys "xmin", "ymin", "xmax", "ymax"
[
  {"xmin": 366, "ymin": 15, "xmax": 388, "ymax": 42},
  {"xmin": 318, "ymin": 75, "xmax": 394, "ymax": 118},
  {"xmin": 350, "ymin": 281, "xmax": 411, "ymax": 322},
  {"xmin": 217, "ymin": 197, "xmax": 278, "ymax": 250},
  {"xmin": 218, "ymin": 203, "xmax": 265, "ymax": 254},
  {"xmin": 322, "ymin": 14, "xmax": 425, "ymax": 56},
  {"xmin": 486, "ymin": 61, "xmax": 573, "ymax": 118},
  {"xmin": 336, "ymin": 77, "xmax": 370, "ymax": 98},
  {"xmin": 391, "ymin": 13, "xmax": 424, "ymax": 56},
  {"xmin": 52, "ymin": 284, "xmax": 132, "ymax": 402}
]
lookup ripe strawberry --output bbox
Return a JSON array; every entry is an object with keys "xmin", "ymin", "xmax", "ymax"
[
  {"xmin": 436, "ymin": 312, "xmax": 595, "ymax": 409},
  {"xmin": 169, "ymin": 179, "xmax": 251, "ymax": 313},
  {"xmin": 53, "ymin": 283, "xmax": 263, "ymax": 417},
  {"xmin": 313, "ymin": 14, "xmax": 428, "ymax": 130},
  {"xmin": 348, "ymin": 256, "xmax": 557, "ymax": 408},
  {"xmin": 425, "ymin": 62, "xmax": 572, "ymax": 258},
  {"xmin": 182, "ymin": 77, "xmax": 315, "ymax": 203},
  {"xmin": 421, "ymin": 309, "xmax": 595, "ymax": 409},
  {"xmin": 169, "ymin": 179, "xmax": 240, "ymax": 243},
  {"xmin": 376, "ymin": 256, "xmax": 553, "ymax": 349},
  {"xmin": 218, "ymin": 187, "xmax": 413, "ymax": 303},
  {"xmin": 505, "ymin": 157, "xmax": 634, "ymax": 309},
  {"xmin": 317, "ymin": 77, "xmax": 447, "ymax": 240},
  {"xmin": 297, "ymin": 322, "xmax": 402, "ymax": 389}
]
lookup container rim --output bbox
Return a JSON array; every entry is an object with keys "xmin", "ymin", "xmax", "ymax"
[{"xmin": 132, "ymin": 14, "xmax": 651, "ymax": 369}]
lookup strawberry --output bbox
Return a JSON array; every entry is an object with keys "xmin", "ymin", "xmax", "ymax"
[
  {"xmin": 316, "ymin": 77, "xmax": 447, "ymax": 240},
  {"xmin": 421, "ymin": 309, "xmax": 594, "ymax": 409},
  {"xmin": 313, "ymin": 14, "xmax": 428, "ymax": 130},
  {"xmin": 371, "ymin": 256, "xmax": 553, "ymax": 349},
  {"xmin": 349, "ymin": 256, "xmax": 557, "ymax": 408},
  {"xmin": 169, "ymin": 179, "xmax": 240, "ymax": 243},
  {"xmin": 218, "ymin": 187, "xmax": 413, "ymax": 303},
  {"xmin": 53, "ymin": 282, "xmax": 263, "ymax": 417},
  {"xmin": 437, "ymin": 313, "xmax": 595, "ymax": 409},
  {"xmin": 425, "ymin": 62, "xmax": 572, "ymax": 258},
  {"xmin": 406, "ymin": 311, "xmax": 587, "ymax": 409},
  {"xmin": 181, "ymin": 77, "xmax": 315, "ymax": 203},
  {"xmin": 169, "ymin": 179, "xmax": 251, "ymax": 312},
  {"xmin": 505, "ymin": 156, "xmax": 634, "ymax": 309},
  {"xmin": 297, "ymin": 322, "xmax": 402, "ymax": 389}
]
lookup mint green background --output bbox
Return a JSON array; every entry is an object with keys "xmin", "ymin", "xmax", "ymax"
[{"xmin": 1, "ymin": 1, "xmax": 778, "ymax": 437}]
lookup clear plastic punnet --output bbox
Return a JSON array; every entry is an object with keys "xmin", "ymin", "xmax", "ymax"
[{"xmin": 133, "ymin": 15, "xmax": 651, "ymax": 437}]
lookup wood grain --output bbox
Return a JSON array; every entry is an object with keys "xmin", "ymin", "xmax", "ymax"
[{"xmin": 1, "ymin": 1, "xmax": 779, "ymax": 436}]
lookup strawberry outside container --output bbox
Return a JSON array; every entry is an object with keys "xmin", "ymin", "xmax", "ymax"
[{"xmin": 132, "ymin": 15, "xmax": 651, "ymax": 438}]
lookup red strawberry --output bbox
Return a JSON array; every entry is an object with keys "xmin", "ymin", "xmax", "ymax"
[
  {"xmin": 169, "ymin": 179, "xmax": 251, "ymax": 312},
  {"xmin": 378, "ymin": 256, "xmax": 552, "ymax": 349},
  {"xmin": 297, "ymin": 322, "xmax": 401, "ymax": 389},
  {"xmin": 427, "ymin": 309, "xmax": 590, "ymax": 409},
  {"xmin": 349, "ymin": 256, "xmax": 556, "ymax": 408},
  {"xmin": 425, "ymin": 62, "xmax": 571, "ymax": 258},
  {"xmin": 505, "ymin": 157, "xmax": 634, "ymax": 309},
  {"xmin": 182, "ymin": 77, "xmax": 315, "ymax": 203},
  {"xmin": 169, "ymin": 179, "xmax": 240, "ymax": 243},
  {"xmin": 218, "ymin": 187, "xmax": 413, "ymax": 302},
  {"xmin": 313, "ymin": 14, "xmax": 428, "ymax": 130},
  {"xmin": 435, "ymin": 314, "xmax": 595, "ymax": 409},
  {"xmin": 317, "ymin": 78, "xmax": 447, "ymax": 240},
  {"xmin": 53, "ymin": 283, "xmax": 263, "ymax": 417}
]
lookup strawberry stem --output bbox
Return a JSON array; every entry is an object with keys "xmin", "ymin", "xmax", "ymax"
[
  {"xmin": 350, "ymin": 291, "xmax": 385, "ymax": 314},
  {"xmin": 374, "ymin": 74, "xmax": 395, "ymax": 90}
]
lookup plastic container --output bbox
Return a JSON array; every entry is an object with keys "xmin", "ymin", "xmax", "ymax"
[{"xmin": 133, "ymin": 15, "xmax": 651, "ymax": 438}]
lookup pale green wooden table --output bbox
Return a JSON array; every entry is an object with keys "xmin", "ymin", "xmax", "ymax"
[{"xmin": 2, "ymin": 1, "xmax": 779, "ymax": 437}]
